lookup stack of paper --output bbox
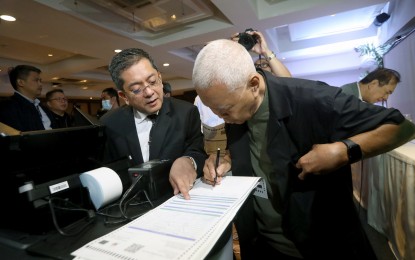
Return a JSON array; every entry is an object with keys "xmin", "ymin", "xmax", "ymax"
[{"xmin": 72, "ymin": 176, "xmax": 260, "ymax": 260}]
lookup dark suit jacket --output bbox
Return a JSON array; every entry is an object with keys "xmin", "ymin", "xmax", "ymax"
[
  {"xmin": 48, "ymin": 110, "xmax": 73, "ymax": 128},
  {"xmin": 340, "ymin": 82, "xmax": 360, "ymax": 98},
  {"xmin": 227, "ymin": 71, "xmax": 404, "ymax": 259},
  {"xmin": 0, "ymin": 92, "xmax": 54, "ymax": 131},
  {"xmin": 100, "ymin": 97, "xmax": 207, "ymax": 177}
]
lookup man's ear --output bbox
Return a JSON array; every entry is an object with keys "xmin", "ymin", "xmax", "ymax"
[
  {"xmin": 248, "ymin": 74, "xmax": 260, "ymax": 93},
  {"xmin": 17, "ymin": 78, "xmax": 25, "ymax": 87},
  {"xmin": 118, "ymin": 91, "xmax": 128, "ymax": 104},
  {"xmin": 368, "ymin": 79, "xmax": 380, "ymax": 89}
]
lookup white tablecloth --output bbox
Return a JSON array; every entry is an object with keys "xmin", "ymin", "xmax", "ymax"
[{"xmin": 352, "ymin": 141, "xmax": 415, "ymax": 260}]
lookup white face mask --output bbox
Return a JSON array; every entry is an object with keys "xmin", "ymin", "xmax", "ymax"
[{"xmin": 102, "ymin": 99, "xmax": 112, "ymax": 110}]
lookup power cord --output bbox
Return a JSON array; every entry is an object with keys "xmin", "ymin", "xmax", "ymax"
[
  {"xmin": 48, "ymin": 197, "xmax": 96, "ymax": 236},
  {"xmin": 96, "ymin": 174, "xmax": 154, "ymax": 225}
]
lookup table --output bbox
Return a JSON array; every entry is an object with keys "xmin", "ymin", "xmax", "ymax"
[
  {"xmin": 351, "ymin": 141, "xmax": 415, "ymax": 260},
  {"xmin": 0, "ymin": 192, "xmax": 233, "ymax": 260}
]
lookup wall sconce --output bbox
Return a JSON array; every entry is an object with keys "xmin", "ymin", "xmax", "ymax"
[{"xmin": 374, "ymin": 13, "xmax": 390, "ymax": 26}]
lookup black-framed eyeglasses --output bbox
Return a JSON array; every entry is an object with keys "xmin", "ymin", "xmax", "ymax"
[
  {"xmin": 128, "ymin": 75, "xmax": 162, "ymax": 96},
  {"xmin": 49, "ymin": 97, "xmax": 68, "ymax": 102},
  {"xmin": 255, "ymin": 62, "xmax": 270, "ymax": 69}
]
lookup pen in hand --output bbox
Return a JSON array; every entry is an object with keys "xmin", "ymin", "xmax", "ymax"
[{"xmin": 213, "ymin": 148, "xmax": 220, "ymax": 187}]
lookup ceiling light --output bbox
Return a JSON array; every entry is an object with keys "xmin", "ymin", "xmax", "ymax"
[
  {"xmin": 0, "ymin": 15, "xmax": 16, "ymax": 21},
  {"xmin": 114, "ymin": 49, "xmax": 122, "ymax": 53},
  {"xmin": 163, "ymin": 63, "xmax": 170, "ymax": 67},
  {"xmin": 171, "ymin": 14, "xmax": 177, "ymax": 20},
  {"xmin": 288, "ymin": 4, "xmax": 383, "ymax": 41},
  {"xmin": 142, "ymin": 17, "xmax": 168, "ymax": 30},
  {"xmin": 48, "ymin": 54, "xmax": 53, "ymax": 57}
]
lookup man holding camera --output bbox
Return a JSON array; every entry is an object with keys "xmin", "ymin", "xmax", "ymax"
[
  {"xmin": 194, "ymin": 29, "xmax": 291, "ymax": 151},
  {"xmin": 232, "ymin": 29, "xmax": 291, "ymax": 77}
]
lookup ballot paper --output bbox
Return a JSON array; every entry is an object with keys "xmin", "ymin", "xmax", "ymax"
[{"xmin": 71, "ymin": 176, "xmax": 260, "ymax": 260}]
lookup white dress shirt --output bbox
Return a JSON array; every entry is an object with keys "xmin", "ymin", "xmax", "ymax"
[{"xmin": 133, "ymin": 108, "xmax": 156, "ymax": 162}]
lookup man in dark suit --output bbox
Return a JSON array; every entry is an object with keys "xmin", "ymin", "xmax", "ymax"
[
  {"xmin": 0, "ymin": 65, "xmax": 54, "ymax": 131},
  {"xmin": 193, "ymin": 39, "xmax": 415, "ymax": 259},
  {"xmin": 340, "ymin": 67, "xmax": 401, "ymax": 104},
  {"xmin": 101, "ymin": 48, "xmax": 207, "ymax": 200},
  {"xmin": 45, "ymin": 89, "xmax": 73, "ymax": 128}
]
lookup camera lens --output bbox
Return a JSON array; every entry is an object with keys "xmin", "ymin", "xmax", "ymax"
[
  {"xmin": 238, "ymin": 33, "xmax": 256, "ymax": 50},
  {"xmin": 238, "ymin": 29, "xmax": 257, "ymax": 50}
]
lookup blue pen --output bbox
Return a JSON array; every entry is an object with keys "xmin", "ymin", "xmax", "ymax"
[{"xmin": 213, "ymin": 148, "xmax": 220, "ymax": 186}]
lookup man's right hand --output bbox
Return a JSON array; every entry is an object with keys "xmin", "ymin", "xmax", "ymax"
[{"xmin": 202, "ymin": 152, "xmax": 231, "ymax": 186}]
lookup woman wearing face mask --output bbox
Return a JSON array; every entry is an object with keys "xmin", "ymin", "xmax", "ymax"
[{"xmin": 97, "ymin": 87, "xmax": 120, "ymax": 118}]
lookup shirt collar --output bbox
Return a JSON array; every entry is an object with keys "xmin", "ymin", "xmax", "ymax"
[
  {"xmin": 356, "ymin": 82, "xmax": 363, "ymax": 100},
  {"xmin": 15, "ymin": 91, "xmax": 40, "ymax": 105},
  {"xmin": 133, "ymin": 108, "xmax": 159, "ymax": 123}
]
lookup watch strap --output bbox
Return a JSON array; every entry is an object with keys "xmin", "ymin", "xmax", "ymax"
[
  {"xmin": 340, "ymin": 139, "xmax": 362, "ymax": 164},
  {"xmin": 266, "ymin": 52, "xmax": 276, "ymax": 61},
  {"xmin": 183, "ymin": 156, "xmax": 197, "ymax": 171}
]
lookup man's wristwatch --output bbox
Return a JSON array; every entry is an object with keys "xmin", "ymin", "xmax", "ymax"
[
  {"xmin": 183, "ymin": 156, "xmax": 197, "ymax": 171},
  {"xmin": 265, "ymin": 51, "xmax": 276, "ymax": 61},
  {"xmin": 340, "ymin": 139, "xmax": 362, "ymax": 164}
]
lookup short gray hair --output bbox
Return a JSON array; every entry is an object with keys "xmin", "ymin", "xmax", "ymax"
[{"xmin": 192, "ymin": 39, "xmax": 256, "ymax": 92}]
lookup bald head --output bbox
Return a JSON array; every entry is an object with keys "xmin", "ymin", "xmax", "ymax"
[{"xmin": 192, "ymin": 39, "xmax": 256, "ymax": 92}]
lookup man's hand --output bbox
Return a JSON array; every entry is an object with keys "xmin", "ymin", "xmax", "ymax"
[
  {"xmin": 230, "ymin": 32, "xmax": 240, "ymax": 43},
  {"xmin": 230, "ymin": 31, "xmax": 271, "ymax": 57},
  {"xmin": 249, "ymin": 30, "xmax": 271, "ymax": 57},
  {"xmin": 169, "ymin": 157, "xmax": 197, "ymax": 200},
  {"xmin": 202, "ymin": 152, "xmax": 231, "ymax": 186},
  {"xmin": 295, "ymin": 142, "xmax": 349, "ymax": 180}
]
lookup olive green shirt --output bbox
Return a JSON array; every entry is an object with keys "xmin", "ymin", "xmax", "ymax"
[{"xmin": 247, "ymin": 87, "xmax": 302, "ymax": 258}]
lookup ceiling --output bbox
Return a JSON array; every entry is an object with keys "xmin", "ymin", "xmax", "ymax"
[{"xmin": 0, "ymin": 0, "xmax": 390, "ymax": 98}]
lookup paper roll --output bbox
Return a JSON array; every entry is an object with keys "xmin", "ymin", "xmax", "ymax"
[{"xmin": 79, "ymin": 167, "xmax": 123, "ymax": 210}]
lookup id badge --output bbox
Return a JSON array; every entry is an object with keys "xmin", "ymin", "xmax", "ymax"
[{"xmin": 253, "ymin": 178, "xmax": 268, "ymax": 199}]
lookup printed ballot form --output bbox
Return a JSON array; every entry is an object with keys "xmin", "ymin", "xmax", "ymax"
[{"xmin": 72, "ymin": 176, "xmax": 260, "ymax": 260}]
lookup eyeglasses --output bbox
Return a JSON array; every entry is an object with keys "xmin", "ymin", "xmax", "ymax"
[
  {"xmin": 49, "ymin": 97, "xmax": 68, "ymax": 102},
  {"xmin": 128, "ymin": 76, "xmax": 162, "ymax": 96},
  {"xmin": 255, "ymin": 62, "xmax": 270, "ymax": 69}
]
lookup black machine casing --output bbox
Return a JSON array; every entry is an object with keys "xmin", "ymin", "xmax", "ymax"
[{"xmin": 128, "ymin": 159, "xmax": 173, "ymax": 201}]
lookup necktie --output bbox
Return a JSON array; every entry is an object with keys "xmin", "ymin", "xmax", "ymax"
[
  {"xmin": 147, "ymin": 114, "xmax": 158, "ymax": 124},
  {"xmin": 35, "ymin": 104, "xmax": 43, "ymax": 119},
  {"xmin": 148, "ymin": 114, "xmax": 158, "ymax": 147}
]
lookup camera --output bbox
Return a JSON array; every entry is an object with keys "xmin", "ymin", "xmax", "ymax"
[{"xmin": 238, "ymin": 28, "xmax": 258, "ymax": 50}]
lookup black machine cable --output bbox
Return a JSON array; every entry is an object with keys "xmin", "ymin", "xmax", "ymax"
[
  {"xmin": 48, "ymin": 197, "xmax": 96, "ymax": 236},
  {"xmin": 96, "ymin": 174, "xmax": 154, "ymax": 225}
]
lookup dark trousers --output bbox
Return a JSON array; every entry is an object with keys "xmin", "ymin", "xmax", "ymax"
[{"xmin": 250, "ymin": 235, "xmax": 303, "ymax": 260}]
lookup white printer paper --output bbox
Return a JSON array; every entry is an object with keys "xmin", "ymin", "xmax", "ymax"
[
  {"xmin": 79, "ymin": 167, "xmax": 123, "ymax": 210},
  {"xmin": 72, "ymin": 176, "xmax": 260, "ymax": 260}
]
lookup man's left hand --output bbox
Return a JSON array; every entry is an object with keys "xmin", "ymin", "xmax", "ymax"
[
  {"xmin": 169, "ymin": 157, "xmax": 197, "ymax": 200},
  {"xmin": 295, "ymin": 142, "xmax": 349, "ymax": 180}
]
